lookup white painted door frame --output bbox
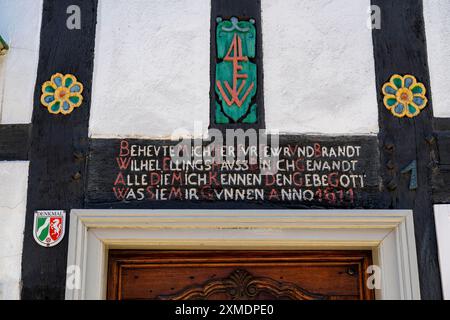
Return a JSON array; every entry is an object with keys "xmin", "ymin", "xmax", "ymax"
[
  {"xmin": 434, "ymin": 205, "xmax": 450, "ymax": 300},
  {"xmin": 65, "ymin": 209, "xmax": 421, "ymax": 300}
]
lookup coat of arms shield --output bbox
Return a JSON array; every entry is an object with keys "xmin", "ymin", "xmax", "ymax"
[{"xmin": 33, "ymin": 210, "xmax": 66, "ymax": 247}]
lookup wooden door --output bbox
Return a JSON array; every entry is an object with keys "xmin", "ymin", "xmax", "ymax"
[{"xmin": 107, "ymin": 250, "xmax": 375, "ymax": 300}]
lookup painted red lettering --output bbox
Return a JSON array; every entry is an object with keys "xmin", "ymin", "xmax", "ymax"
[
  {"xmin": 265, "ymin": 175, "xmax": 275, "ymax": 186},
  {"xmin": 268, "ymin": 188, "xmax": 279, "ymax": 200},
  {"xmin": 169, "ymin": 187, "xmax": 182, "ymax": 200},
  {"xmin": 150, "ymin": 172, "xmax": 161, "ymax": 185},
  {"xmin": 171, "ymin": 172, "xmax": 183, "ymax": 185},
  {"xmin": 114, "ymin": 172, "xmax": 126, "ymax": 185},
  {"xmin": 314, "ymin": 143, "xmax": 322, "ymax": 158},
  {"xmin": 292, "ymin": 172, "xmax": 303, "ymax": 187},
  {"xmin": 328, "ymin": 172, "xmax": 339, "ymax": 187},
  {"xmin": 209, "ymin": 171, "xmax": 219, "ymax": 186},
  {"xmin": 116, "ymin": 157, "xmax": 131, "ymax": 170},
  {"xmin": 119, "ymin": 140, "xmax": 130, "ymax": 157},
  {"xmin": 113, "ymin": 187, "xmax": 129, "ymax": 200},
  {"xmin": 146, "ymin": 186, "xmax": 155, "ymax": 200},
  {"xmin": 162, "ymin": 157, "xmax": 171, "ymax": 171},
  {"xmin": 201, "ymin": 185, "xmax": 213, "ymax": 200}
]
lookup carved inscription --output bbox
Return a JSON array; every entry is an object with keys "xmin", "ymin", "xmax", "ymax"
[{"xmin": 86, "ymin": 136, "xmax": 380, "ymax": 208}]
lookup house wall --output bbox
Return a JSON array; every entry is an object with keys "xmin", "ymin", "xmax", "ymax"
[
  {"xmin": 0, "ymin": 0, "xmax": 448, "ymax": 300},
  {"xmin": 0, "ymin": 0, "xmax": 41, "ymax": 300},
  {"xmin": 262, "ymin": 0, "xmax": 378, "ymax": 134},
  {"xmin": 89, "ymin": 0, "xmax": 378, "ymax": 138},
  {"xmin": 0, "ymin": 161, "xmax": 29, "ymax": 299},
  {"xmin": 0, "ymin": 0, "xmax": 42, "ymax": 124},
  {"xmin": 89, "ymin": 0, "xmax": 211, "ymax": 139},
  {"xmin": 424, "ymin": 0, "xmax": 450, "ymax": 118},
  {"xmin": 423, "ymin": 3, "xmax": 450, "ymax": 294}
]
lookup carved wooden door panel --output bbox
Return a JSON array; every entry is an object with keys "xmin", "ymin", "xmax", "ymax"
[{"xmin": 107, "ymin": 250, "xmax": 375, "ymax": 300}]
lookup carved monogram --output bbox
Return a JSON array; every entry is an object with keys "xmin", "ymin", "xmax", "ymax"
[
  {"xmin": 215, "ymin": 17, "xmax": 257, "ymax": 124},
  {"xmin": 158, "ymin": 269, "xmax": 329, "ymax": 300}
]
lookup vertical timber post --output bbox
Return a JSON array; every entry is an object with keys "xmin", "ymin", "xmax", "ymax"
[
  {"xmin": 371, "ymin": 0, "xmax": 442, "ymax": 299},
  {"xmin": 21, "ymin": 0, "xmax": 98, "ymax": 299}
]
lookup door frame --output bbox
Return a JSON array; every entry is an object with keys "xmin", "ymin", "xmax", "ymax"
[{"xmin": 64, "ymin": 209, "xmax": 420, "ymax": 300}]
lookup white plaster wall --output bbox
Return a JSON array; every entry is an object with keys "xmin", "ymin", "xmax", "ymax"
[
  {"xmin": 0, "ymin": 161, "xmax": 29, "ymax": 300},
  {"xmin": 262, "ymin": 0, "xmax": 379, "ymax": 134},
  {"xmin": 90, "ymin": 0, "xmax": 378, "ymax": 137},
  {"xmin": 0, "ymin": 0, "xmax": 42, "ymax": 124},
  {"xmin": 434, "ymin": 205, "xmax": 450, "ymax": 300},
  {"xmin": 89, "ymin": 0, "xmax": 210, "ymax": 139},
  {"xmin": 424, "ymin": 0, "xmax": 450, "ymax": 118}
]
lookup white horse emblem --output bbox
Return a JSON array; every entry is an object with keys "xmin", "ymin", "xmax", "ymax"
[{"xmin": 51, "ymin": 219, "xmax": 61, "ymax": 237}]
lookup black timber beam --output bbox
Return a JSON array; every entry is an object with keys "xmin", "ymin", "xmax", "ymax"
[
  {"xmin": 20, "ymin": 0, "xmax": 98, "ymax": 299},
  {"xmin": 372, "ymin": 0, "xmax": 442, "ymax": 299},
  {"xmin": 0, "ymin": 124, "xmax": 31, "ymax": 160},
  {"xmin": 432, "ymin": 118, "xmax": 450, "ymax": 203}
]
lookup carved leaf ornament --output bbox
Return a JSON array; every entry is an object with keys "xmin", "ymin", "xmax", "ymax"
[{"xmin": 158, "ymin": 269, "xmax": 329, "ymax": 300}]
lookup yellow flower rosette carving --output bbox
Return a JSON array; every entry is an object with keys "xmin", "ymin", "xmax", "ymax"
[
  {"xmin": 382, "ymin": 74, "xmax": 428, "ymax": 118},
  {"xmin": 41, "ymin": 73, "xmax": 83, "ymax": 115}
]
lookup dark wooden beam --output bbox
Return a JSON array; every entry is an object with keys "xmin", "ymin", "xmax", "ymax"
[
  {"xmin": 432, "ymin": 118, "xmax": 450, "ymax": 203},
  {"xmin": 433, "ymin": 118, "xmax": 450, "ymax": 131},
  {"xmin": 432, "ymin": 164, "xmax": 450, "ymax": 204},
  {"xmin": 85, "ymin": 135, "xmax": 382, "ymax": 209},
  {"xmin": 371, "ymin": 0, "xmax": 442, "ymax": 299},
  {"xmin": 20, "ymin": 0, "xmax": 98, "ymax": 299},
  {"xmin": 0, "ymin": 124, "xmax": 31, "ymax": 160},
  {"xmin": 436, "ymin": 132, "xmax": 450, "ymax": 165}
]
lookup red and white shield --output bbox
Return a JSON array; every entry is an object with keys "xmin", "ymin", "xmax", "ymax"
[
  {"xmin": 33, "ymin": 210, "xmax": 66, "ymax": 247},
  {"xmin": 49, "ymin": 216, "xmax": 63, "ymax": 241}
]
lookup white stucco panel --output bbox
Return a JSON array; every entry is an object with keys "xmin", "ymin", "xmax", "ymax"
[
  {"xmin": 262, "ymin": 0, "xmax": 379, "ymax": 134},
  {"xmin": 89, "ymin": 0, "xmax": 210, "ymax": 139},
  {"xmin": 424, "ymin": 0, "xmax": 450, "ymax": 118},
  {"xmin": 0, "ymin": 0, "xmax": 42, "ymax": 124},
  {"xmin": 0, "ymin": 161, "xmax": 29, "ymax": 300}
]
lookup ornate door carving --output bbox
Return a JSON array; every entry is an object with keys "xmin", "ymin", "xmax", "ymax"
[
  {"xmin": 107, "ymin": 250, "xmax": 375, "ymax": 300},
  {"xmin": 158, "ymin": 269, "xmax": 329, "ymax": 300}
]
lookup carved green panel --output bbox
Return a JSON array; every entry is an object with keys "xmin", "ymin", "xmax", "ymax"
[{"xmin": 215, "ymin": 17, "xmax": 257, "ymax": 124}]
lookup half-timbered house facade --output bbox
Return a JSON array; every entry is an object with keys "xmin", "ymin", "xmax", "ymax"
[{"xmin": 0, "ymin": 0, "xmax": 450, "ymax": 300}]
